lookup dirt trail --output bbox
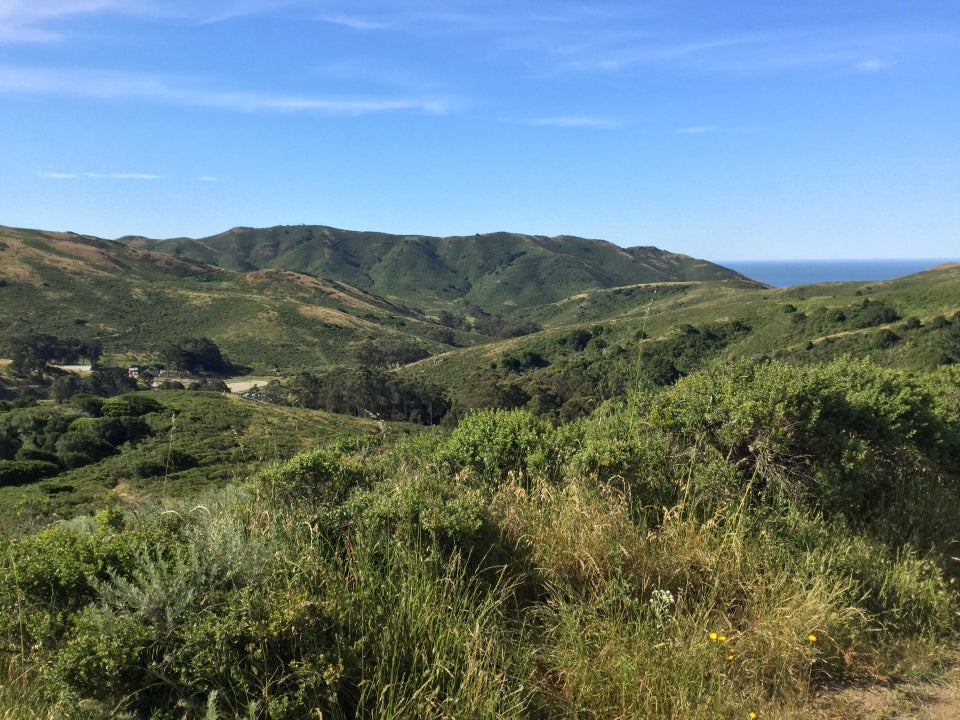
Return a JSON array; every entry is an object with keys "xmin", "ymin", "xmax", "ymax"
[{"xmin": 810, "ymin": 664, "xmax": 960, "ymax": 719}]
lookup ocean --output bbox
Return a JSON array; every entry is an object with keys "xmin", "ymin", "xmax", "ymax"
[{"xmin": 722, "ymin": 259, "xmax": 958, "ymax": 289}]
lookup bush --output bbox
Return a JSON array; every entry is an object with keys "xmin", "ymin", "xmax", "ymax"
[
  {"xmin": 646, "ymin": 357, "xmax": 960, "ymax": 525},
  {"xmin": 101, "ymin": 393, "xmax": 163, "ymax": 418},
  {"xmin": 258, "ymin": 444, "xmax": 373, "ymax": 513},
  {"xmin": 0, "ymin": 459, "xmax": 61, "ymax": 486},
  {"xmin": 133, "ymin": 449, "xmax": 198, "ymax": 479},
  {"xmin": 67, "ymin": 393, "xmax": 103, "ymax": 416},
  {"xmin": 441, "ymin": 408, "xmax": 559, "ymax": 487}
]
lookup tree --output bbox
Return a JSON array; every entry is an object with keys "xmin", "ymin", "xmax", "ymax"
[
  {"xmin": 9, "ymin": 334, "xmax": 103, "ymax": 375},
  {"xmin": 9, "ymin": 333, "xmax": 58, "ymax": 375},
  {"xmin": 159, "ymin": 337, "xmax": 228, "ymax": 374},
  {"xmin": 50, "ymin": 374, "xmax": 83, "ymax": 403}
]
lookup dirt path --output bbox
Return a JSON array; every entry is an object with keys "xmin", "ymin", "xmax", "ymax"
[{"xmin": 809, "ymin": 663, "xmax": 960, "ymax": 719}]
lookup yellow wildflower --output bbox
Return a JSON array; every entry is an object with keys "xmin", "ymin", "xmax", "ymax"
[{"xmin": 808, "ymin": 634, "xmax": 817, "ymax": 642}]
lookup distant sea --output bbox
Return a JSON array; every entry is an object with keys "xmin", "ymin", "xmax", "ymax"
[{"xmin": 722, "ymin": 259, "xmax": 958, "ymax": 289}]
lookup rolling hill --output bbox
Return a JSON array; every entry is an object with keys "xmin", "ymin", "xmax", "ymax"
[
  {"xmin": 1, "ymin": 223, "xmax": 762, "ymax": 372},
  {"xmin": 121, "ymin": 224, "xmax": 761, "ymax": 312},
  {"xmin": 0, "ymin": 226, "xmax": 465, "ymax": 372}
]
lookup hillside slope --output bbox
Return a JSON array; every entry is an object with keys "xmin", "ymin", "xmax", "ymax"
[
  {"xmin": 123, "ymin": 225, "xmax": 761, "ymax": 312},
  {"xmin": 0, "ymin": 226, "xmax": 460, "ymax": 371}
]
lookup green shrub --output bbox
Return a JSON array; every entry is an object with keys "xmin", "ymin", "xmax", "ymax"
[
  {"xmin": 55, "ymin": 432, "xmax": 116, "ymax": 464},
  {"xmin": 441, "ymin": 408, "xmax": 559, "ymax": 486},
  {"xmin": 0, "ymin": 459, "xmax": 61, "ymax": 486},
  {"xmin": 258, "ymin": 444, "xmax": 372, "ymax": 513},
  {"xmin": 132, "ymin": 449, "xmax": 198, "ymax": 479},
  {"xmin": 100, "ymin": 393, "xmax": 163, "ymax": 418},
  {"xmin": 646, "ymin": 356, "xmax": 960, "ymax": 535},
  {"xmin": 67, "ymin": 393, "xmax": 104, "ymax": 416}
]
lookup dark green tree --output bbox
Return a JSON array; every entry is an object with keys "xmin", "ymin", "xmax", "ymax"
[{"xmin": 160, "ymin": 337, "xmax": 228, "ymax": 374}]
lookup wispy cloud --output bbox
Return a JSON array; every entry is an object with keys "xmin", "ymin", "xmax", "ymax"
[
  {"xmin": 527, "ymin": 115, "xmax": 620, "ymax": 129},
  {"xmin": 41, "ymin": 171, "xmax": 165, "ymax": 180},
  {"xmin": 314, "ymin": 12, "xmax": 387, "ymax": 31},
  {"xmin": 0, "ymin": 1, "xmax": 373, "ymax": 41},
  {"xmin": 197, "ymin": 176, "xmax": 219, "ymax": 182},
  {"xmin": 0, "ymin": 0, "xmax": 125, "ymax": 43},
  {"xmin": 0, "ymin": 65, "xmax": 457, "ymax": 115},
  {"xmin": 674, "ymin": 125, "xmax": 716, "ymax": 135},
  {"xmin": 855, "ymin": 59, "xmax": 890, "ymax": 73}
]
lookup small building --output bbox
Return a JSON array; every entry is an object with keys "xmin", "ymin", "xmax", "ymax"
[{"xmin": 128, "ymin": 366, "xmax": 139, "ymax": 378}]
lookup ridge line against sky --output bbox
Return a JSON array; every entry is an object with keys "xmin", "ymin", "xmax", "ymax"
[{"xmin": 0, "ymin": 1, "xmax": 958, "ymax": 260}]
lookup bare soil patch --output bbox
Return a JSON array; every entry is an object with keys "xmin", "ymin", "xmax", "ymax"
[{"xmin": 808, "ymin": 661, "xmax": 960, "ymax": 719}]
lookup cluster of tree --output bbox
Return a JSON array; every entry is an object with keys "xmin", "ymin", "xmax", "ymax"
[
  {"xmin": 637, "ymin": 320, "xmax": 751, "ymax": 387},
  {"xmin": 153, "ymin": 378, "xmax": 231, "ymax": 393},
  {"xmin": 0, "ymin": 394, "xmax": 161, "ymax": 486},
  {"xmin": 265, "ymin": 367, "xmax": 450, "ymax": 424},
  {"xmin": 46, "ymin": 366, "xmax": 139, "ymax": 403},
  {"xmin": 461, "ymin": 302, "xmax": 542, "ymax": 338},
  {"xmin": 441, "ymin": 327, "xmax": 631, "ymax": 423},
  {"xmin": 799, "ymin": 299, "xmax": 901, "ymax": 334},
  {"xmin": 158, "ymin": 336, "xmax": 230, "ymax": 374},
  {"xmin": 441, "ymin": 320, "xmax": 753, "ymax": 423},
  {"xmin": 496, "ymin": 350, "xmax": 550, "ymax": 373},
  {"xmin": 8, "ymin": 333, "xmax": 102, "ymax": 376},
  {"xmin": 347, "ymin": 338, "xmax": 431, "ymax": 367}
]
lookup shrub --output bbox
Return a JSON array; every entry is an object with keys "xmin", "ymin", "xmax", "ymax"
[
  {"xmin": 646, "ymin": 356, "xmax": 960, "ymax": 535},
  {"xmin": 258, "ymin": 444, "xmax": 373, "ymax": 513},
  {"xmin": 0, "ymin": 459, "xmax": 61, "ymax": 486},
  {"xmin": 67, "ymin": 394, "xmax": 104, "ymax": 417},
  {"xmin": 101, "ymin": 393, "xmax": 163, "ymax": 418},
  {"xmin": 441, "ymin": 408, "xmax": 558, "ymax": 487}
]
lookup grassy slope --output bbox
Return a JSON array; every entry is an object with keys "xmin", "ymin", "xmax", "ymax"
[
  {"xmin": 0, "ymin": 390, "xmax": 388, "ymax": 533},
  {"xmin": 400, "ymin": 266, "xmax": 960, "ymax": 413},
  {"xmin": 0, "ymin": 226, "xmax": 460, "ymax": 372}
]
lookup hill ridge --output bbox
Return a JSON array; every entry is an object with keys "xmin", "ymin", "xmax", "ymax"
[{"xmin": 122, "ymin": 223, "xmax": 760, "ymax": 312}]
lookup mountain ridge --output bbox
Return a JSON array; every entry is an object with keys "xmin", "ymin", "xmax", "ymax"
[{"xmin": 120, "ymin": 224, "xmax": 762, "ymax": 311}]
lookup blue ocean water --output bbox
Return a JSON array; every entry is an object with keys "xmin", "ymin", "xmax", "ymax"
[{"xmin": 722, "ymin": 259, "xmax": 958, "ymax": 289}]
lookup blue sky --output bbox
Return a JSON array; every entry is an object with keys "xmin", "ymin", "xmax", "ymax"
[{"xmin": 0, "ymin": 1, "xmax": 958, "ymax": 260}]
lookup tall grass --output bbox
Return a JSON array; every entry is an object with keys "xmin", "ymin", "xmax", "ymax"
[{"xmin": 1, "ymin": 357, "xmax": 958, "ymax": 718}]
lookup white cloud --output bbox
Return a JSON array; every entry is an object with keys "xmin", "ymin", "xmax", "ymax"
[
  {"xmin": 0, "ymin": 0, "xmax": 125, "ymax": 42},
  {"xmin": 527, "ymin": 115, "xmax": 619, "ymax": 128},
  {"xmin": 198, "ymin": 176, "xmax": 219, "ymax": 182},
  {"xmin": 674, "ymin": 125, "xmax": 716, "ymax": 135},
  {"xmin": 41, "ymin": 171, "xmax": 164, "ymax": 179},
  {"xmin": 855, "ymin": 59, "xmax": 890, "ymax": 73},
  {"xmin": 0, "ymin": 65, "xmax": 457, "ymax": 115},
  {"xmin": 314, "ymin": 12, "xmax": 387, "ymax": 31}
]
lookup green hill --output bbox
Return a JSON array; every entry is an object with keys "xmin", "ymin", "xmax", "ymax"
[
  {"xmin": 0, "ymin": 226, "xmax": 463, "ymax": 372},
  {"xmin": 400, "ymin": 264, "xmax": 960, "ymax": 420},
  {"xmin": 2, "ymin": 226, "xmax": 960, "ymax": 720},
  {"xmin": 122, "ymin": 224, "xmax": 760, "ymax": 313}
]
